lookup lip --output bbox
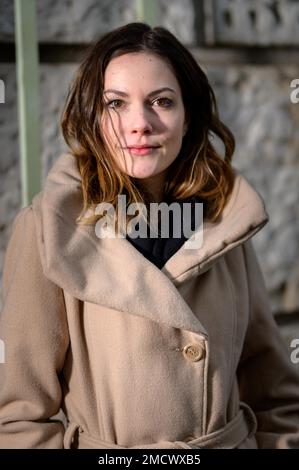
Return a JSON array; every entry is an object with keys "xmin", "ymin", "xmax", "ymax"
[
  {"xmin": 126, "ymin": 145, "xmax": 161, "ymax": 149},
  {"xmin": 124, "ymin": 145, "xmax": 161, "ymax": 156}
]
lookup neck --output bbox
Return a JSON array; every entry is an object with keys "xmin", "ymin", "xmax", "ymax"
[{"xmin": 137, "ymin": 170, "xmax": 167, "ymax": 204}]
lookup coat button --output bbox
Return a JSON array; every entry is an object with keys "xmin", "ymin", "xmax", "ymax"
[{"xmin": 182, "ymin": 343, "xmax": 205, "ymax": 362}]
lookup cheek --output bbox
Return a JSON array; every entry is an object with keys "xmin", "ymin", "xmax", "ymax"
[
  {"xmin": 164, "ymin": 111, "xmax": 185, "ymax": 138},
  {"xmin": 167, "ymin": 115, "xmax": 185, "ymax": 158},
  {"xmin": 102, "ymin": 107, "xmax": 123, "ymax": 131},
  {"xmin": 101, "ymin": 114, "xmax": 115, "ymax": 139},
  {"xmin": 166, "ymin": 122, "xmax": 185, "ymax": 152},
  {"xmin": 100, "ymin": 116, "xmax": 120, "ymax": 158}
]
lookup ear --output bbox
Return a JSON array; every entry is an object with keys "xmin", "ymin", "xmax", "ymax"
[
  {"xmin": 183, "ymin": 121, "xmax": 188, "ymax": 136},
  {"xmin": 183, "ymin": 113, "xmax": 189, "ymax": 136}
]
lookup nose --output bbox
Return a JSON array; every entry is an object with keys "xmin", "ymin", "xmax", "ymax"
[{"xmin": 129, "ymin": 105, "xmax": 154, "ymax": 135}]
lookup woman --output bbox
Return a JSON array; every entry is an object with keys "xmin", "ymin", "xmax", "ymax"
[{"xmin": 0, "ymin": 22, "xmax": 299, "ymax": 449}]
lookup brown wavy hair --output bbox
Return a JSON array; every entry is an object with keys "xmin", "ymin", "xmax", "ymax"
[{"xmin": 61, "ymin": 22, "xmax": 235, "ymax": 229}]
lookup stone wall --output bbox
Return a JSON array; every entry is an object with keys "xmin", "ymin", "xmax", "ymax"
[
  {"xmin": 0, "ymin": 1, "xmax": 299, "ymax": 349},
  {"xmin": 0, "ymin": 0, "xmax": 195, "ymax": 44},
  {"xmin": 212, "ymin": 0, "xmax": 299, "ymax": 45}
]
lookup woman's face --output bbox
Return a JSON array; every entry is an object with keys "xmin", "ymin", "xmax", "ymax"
[{"xmin": 101, "ymin": 52, "xmax": 187, "ymax": 196}]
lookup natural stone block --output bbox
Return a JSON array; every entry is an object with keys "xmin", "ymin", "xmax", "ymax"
[
  {"xmin": 0, "ymin": 0, "xmax": 195, "ymax": 45},
  {"xmin": 212, "ymin": 0, "xmax": 299, "ymax": 45}
]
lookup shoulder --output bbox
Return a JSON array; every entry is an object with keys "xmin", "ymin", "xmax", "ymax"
[
  {"xmin": 2, "ymin": 204, "xmax": 44, "ymax": 298},
  {"xmin": 5, "ymin": 205, "xmax": 36, "ymax": 254}
]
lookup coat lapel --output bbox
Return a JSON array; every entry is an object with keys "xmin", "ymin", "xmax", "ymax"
[
  {"xmin": 32, "ymin": 153, "xmax": 269, "ymax": 337},
  {"xmin": 162, "ymin": 172, "xmax": 269, "ymax": 283}
]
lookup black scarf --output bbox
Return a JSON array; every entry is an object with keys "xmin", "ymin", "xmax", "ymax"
[{"xmin": 126, "ymin": 196, "xmax": 204, "ymax": 269}]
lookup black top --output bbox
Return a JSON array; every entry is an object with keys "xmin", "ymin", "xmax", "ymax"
[{"xmin": 126, "ymin": 196, "xmax": 204, "ymax": 269}]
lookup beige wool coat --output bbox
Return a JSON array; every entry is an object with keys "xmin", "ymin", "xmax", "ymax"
[{"xmin": 1, "ymin": 152, "xmax": 299, "ymax": 449}]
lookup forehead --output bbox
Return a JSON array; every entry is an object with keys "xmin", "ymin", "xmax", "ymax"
[{"xmin": 104, "ymin": 52, "xmax": 180, "ymax": 90}]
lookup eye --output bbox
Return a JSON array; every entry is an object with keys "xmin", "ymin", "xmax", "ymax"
[
  {"xmin": 106, "ymin": 99, "xmax": 123, "ymax": 109},
  {"xmin": 152, "ymin": 97, "xmax": 173, "ymax": 108}
]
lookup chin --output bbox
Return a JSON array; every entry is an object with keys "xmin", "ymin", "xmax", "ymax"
[
  {"xmin": 130, "ymin": 174, "xmax": 155, "ymax": 180},
  {"xmin": 131, "ymin": 170, "xmax": 161, "ymax": 179}
]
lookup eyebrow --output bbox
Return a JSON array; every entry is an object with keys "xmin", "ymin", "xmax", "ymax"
[{"xmin": 103, "ymin": 87, "xmax": 176, "ymax": 98}]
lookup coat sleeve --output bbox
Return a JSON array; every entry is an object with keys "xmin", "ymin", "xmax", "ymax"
[
  {"xmin": 0, "ymin": 206, "xmax": 70, "ymax": 448},
  {"xmin": 237, "ymin": 239, "xmax": 299, "ymax": 449}
]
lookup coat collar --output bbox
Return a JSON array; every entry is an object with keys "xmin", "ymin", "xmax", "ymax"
[{"xmin": 32, "ymin": 153, "xmax": 269, "ymax": 337}]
